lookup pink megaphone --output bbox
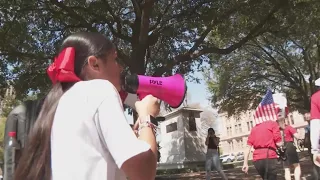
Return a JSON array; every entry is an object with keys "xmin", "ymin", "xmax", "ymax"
[{"xmin": 122, "ymin": 74, "xmax": 187, "ymax": 108}]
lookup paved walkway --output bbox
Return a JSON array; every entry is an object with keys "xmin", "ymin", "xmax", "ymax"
[{"xmin": 156, "ymin": 153, "xmax": 315, "ymax": 180}]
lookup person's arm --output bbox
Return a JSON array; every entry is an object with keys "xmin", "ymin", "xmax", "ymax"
[
  {"xmin": 289, "ymin": 126, "xmax": 300, "ymax": 140},
  {"xmin": 136, "ymin": 119, "xmax": 158, "ymax": 161},
  {"xmin": 205, "ymin": 135, "xmax": 210, "ymax": 145},
  {"xmin": 310, "ymin": 97, "xmax": 320, "ymax": 154},
  {"xmin": 96, "ymin": 84, "xmax": 157, "ymax": 180},
  {"xmin": 293, "ymin": 133, "xmax": 300, "ymax": 140},
  {"xmin": 242, "ymin": 131, "xmax": 254, "ymax": 173},
  {"xmin": 243, "ymin": 145, "xmax": 252, "ymax": 166},
  {"xmin": 272, "ymin": 122, "xmax": 283, "ymax": 147}
]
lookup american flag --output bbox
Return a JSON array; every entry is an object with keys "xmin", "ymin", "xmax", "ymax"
[{"xmin": 253, "ymin": 89, "xmax": 278, "ymax": 124}]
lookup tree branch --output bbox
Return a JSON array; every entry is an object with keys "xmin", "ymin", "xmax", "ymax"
[
  {"xmin": 0, "ymin": 52, "xmax": 51, "ymax": 62},
  {"xmin": 128, "ymin": 0, "xmax": 155, "ymax": 74},
  {"xmin": 49, "ymin": 0, "xmax": 97, "ymax": 32},
  {"xmin": 139, "ymin": 0, "xmax": 155, "ymax": 45},
  {"xmin": 131, "ymin": 0, "xmax": 142, "ymax": 17},
  {"xmin": 249, "ymin": 42, "xmax": 298, "ymax": 87},
  {"xmin": 252, "ymin": 73, "xmax": 295, "ymax": 89},
  {"xmin": 48, "ymin": 0, "xmax": 132, "ymax": 41},
  {"xmin": 116, "ymin": 48, "xmax": 132, "ymax": 70},
  {"xmin": 185, "ymin": 5, "xmax": 280, "ymax": 59},
  {"xmin": 101, "ymin": 0, "xmax": 123, "ymax": 25},
  {"xmin": 150, "ymin": 0, "xmax": 213, "ymax": 39},
  {"xmin": 149, "ymin": 0, "xmax": 174, "ymax": 32},
  {"xmin": 264, "ymin": 40, "xmax": 303, "ymax": 85},
  {"xmin": 153, "ymin": 4, "xmax": 283, "ymax": 76}
]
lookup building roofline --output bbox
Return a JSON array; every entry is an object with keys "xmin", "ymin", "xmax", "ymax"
[{"xmin": 162, "ymin": 107, "xmax": 203, "ymax": 119}]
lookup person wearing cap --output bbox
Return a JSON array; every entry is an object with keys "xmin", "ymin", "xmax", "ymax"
[
  {"xmin": 310, "ymin": 78, "xmax": 320, "ymax": 168},
  {"xmin": 205, "ymin": 128, "xmax": 228, "ymax": 180},
  {"xmin": 242, "ymin": 121, "xmax": 283, "ymax": 180}
]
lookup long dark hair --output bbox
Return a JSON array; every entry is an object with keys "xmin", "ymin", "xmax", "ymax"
[
  {"xmin": 14, "ymin": 32, "xmax": 115, "ymax": 180},
  {"xmin": 208, "ymin": 128, "xmax": 215, "ymax": 133}
]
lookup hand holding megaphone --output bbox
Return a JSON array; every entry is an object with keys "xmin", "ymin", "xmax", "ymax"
[
  {"xmin": 119, "ymin": 91, "xmax": 163, "ymax": 125},
  {"xmin": 135, "ymin": 95, "xmax": 160, "ymax": 118}
]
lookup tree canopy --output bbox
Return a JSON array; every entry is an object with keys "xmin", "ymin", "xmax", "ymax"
[
  {"xmin": 205, "ymin": 0, "xmax": 320, "ymax": 116},
  {"xmin": 0, "ymin": 0, "xmax": 300, "ymax": 99}
]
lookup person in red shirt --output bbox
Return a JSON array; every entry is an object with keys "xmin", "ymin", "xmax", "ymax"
[
  {"xmin": 305, "ymin": 111, "xmax": 320, "ymax": 180},
  {"xmin": 242, "ymin": 121, "xmax": 283, "ymax": 180},
  {"xmin": 310, "ymin": 78, "xmax": 320, "ymax": 166},
  {"xmin": 278, "ymin": 118, "xmax": 302, "ymax": 180}
]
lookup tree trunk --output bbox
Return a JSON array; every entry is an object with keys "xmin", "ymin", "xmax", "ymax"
[{"xmin": 129, "ymin": 0, "xmax": 155, "ymax": 75}]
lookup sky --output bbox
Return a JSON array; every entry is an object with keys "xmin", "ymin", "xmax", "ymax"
[{"xmin": 184, "ymin": 71, "xmax": 211, "ymax": 106}]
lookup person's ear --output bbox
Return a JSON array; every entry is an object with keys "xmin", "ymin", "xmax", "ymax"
[{"xmin": 87, "ymin": 56, "xmax": 100, "ymax": 71}]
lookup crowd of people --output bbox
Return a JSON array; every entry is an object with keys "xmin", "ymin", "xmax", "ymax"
[
  {"xmin": 241, "ymin": 119, "xmax": 303, "ymax": 180},
  {"xmin": 204, "ymin": 79, "xmax": 320, "ymax": 180},
  {"xmin": 204, "ymin": 120, "xmax": 304, "ymax": 180}
]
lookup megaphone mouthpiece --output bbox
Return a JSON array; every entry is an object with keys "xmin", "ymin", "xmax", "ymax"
[{"xmin": 122, "ymin": 74, "xmax": 139, "ymax": 94}]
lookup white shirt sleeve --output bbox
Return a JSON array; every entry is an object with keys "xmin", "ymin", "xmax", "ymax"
[{"xmin": 94, "ymin": 81, "xmax": 151, "ymax": 169}]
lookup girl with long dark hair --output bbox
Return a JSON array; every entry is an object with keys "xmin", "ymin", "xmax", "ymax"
[
  {"xmin": 14, "ymin": 32, "xmax": 159, "ymax": 180},
  {"xmin": 205, "ymin": 128, "xmax": 228, "ymax": 180}
]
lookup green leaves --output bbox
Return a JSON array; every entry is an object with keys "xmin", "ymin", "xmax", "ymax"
[
  {"xmin": 0, "ymin": 0, "xmax": 305, "ymax": 100},
  {"xmin": 205, "ymin": 1, "xmax": 320, "ymax": 116}
]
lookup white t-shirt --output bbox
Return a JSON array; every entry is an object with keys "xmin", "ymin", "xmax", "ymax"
[{"xmin": 51, "ymin": 80, "xmax": 151, "ymax": 180}]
